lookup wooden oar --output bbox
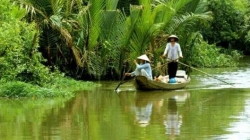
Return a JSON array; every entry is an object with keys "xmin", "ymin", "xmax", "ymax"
[
  {"xmin": 178, "ymin": 61, "xmax": 234, "ymax": 86},
  {"xmin": 120, "ymin": 76, "xmax": 135, "ymax": 84},
  {"xmin": 115, "ymin": 76, "xmax": 127, "ymax": 91},
  {"xmin": 115, "ymin": 66, "xmax": 132, "ymax": 91},
  {"xmin": 115, "ymin": 73, "xmax": 127, "ymax": 91}
]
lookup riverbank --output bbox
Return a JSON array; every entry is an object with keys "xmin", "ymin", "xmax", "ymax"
[{"xmin": 0, "ymin": 77, "xmax": 99, "ymax": 98}]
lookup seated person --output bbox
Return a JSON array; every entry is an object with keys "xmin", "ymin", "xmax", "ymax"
[{"xmin": 125, "ymin": 54, "xmax": 153, "ymax": 80}]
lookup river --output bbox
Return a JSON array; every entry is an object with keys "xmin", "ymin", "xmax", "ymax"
[{"xmin": 0, "ymin": 58, "xmax": 250, "ymax": 140}]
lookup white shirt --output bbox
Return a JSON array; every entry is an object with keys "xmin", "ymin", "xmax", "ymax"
[{"xmin": 163, "ymin": 42, "xmax": 183, "ymax": 61}]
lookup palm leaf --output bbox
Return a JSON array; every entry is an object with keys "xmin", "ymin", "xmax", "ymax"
[
  {"xmin": 16, "ymin": 0, "xmax": 84, "ymax": 68},
  {"xmin": 106, "ymin": 0, "xmax": 119, "ymax": 10},
  {"xmin": 87, "ymin": 0, "xmax": 105, "ymax": 49}
]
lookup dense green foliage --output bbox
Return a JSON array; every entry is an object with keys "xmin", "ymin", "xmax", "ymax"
[
  {"xmin": 202, "ymin": 0, "xmax": 250, "ymax": 54},
  {"xmin": 243, "ymin": 0, "xmax": 250, "ymax": 52},
  {"xmin": 1, "ymin": 0, "xmax": 247, "ymax": 82},
  {"xmin": 182, "ymin": 32, "xmax": 242, "ymax": 68},
  {"xmin": 0, "ymin": 78, "xmax": 97, "ymax": 98},
  {"xmin": 13, "ymin": 0, "xmax": 235, "ymax": 80},
  {"xmin": 0, "ymin": 0, "xmax": 98, "ymax": 98},
  {"xmin": 0, "ymin": 0, "xmax": 54, "ymax": 86}
]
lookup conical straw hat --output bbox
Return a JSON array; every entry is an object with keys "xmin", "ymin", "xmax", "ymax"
[
  {"xmin": 137, "ymin": 54, "xmax": 150, "ymax": 62},
  {"xmin": 168, "ymin": 35, "xmax": 179, "ymax": 42},
  {"xmin": 168, "ymin": 35, "xmax": 178, "ymax": 39}
]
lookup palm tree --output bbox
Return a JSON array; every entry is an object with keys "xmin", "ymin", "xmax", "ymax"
[
  {"xmin": 125, "ymin": 0, "xmax": 213, "ymax": 70},
  {"xmin": 13, "ymin": 0, "xmax": 83, "ymax": 74},
  {"xmin": 14, "ymin": 0, "xmax": 213, "ymax": 80},
  {"xmin": 15, "ymin": 0, "xmax": 135, "ymax": 80},
  {"xmin": 74, "ymin": 0, "xmax": 132, "ymax": 79}
]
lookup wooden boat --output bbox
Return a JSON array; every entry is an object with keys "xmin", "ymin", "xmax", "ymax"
[{"xmin": 134, "ymin": 70, "xmax": 190, "ymax": 90}]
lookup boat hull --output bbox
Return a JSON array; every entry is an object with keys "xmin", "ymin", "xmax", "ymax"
[{"xmin": 134, "ymin": 75, "xmax": 190, "ymax": 90}]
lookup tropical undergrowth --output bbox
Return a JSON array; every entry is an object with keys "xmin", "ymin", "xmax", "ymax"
[
  {"xmin": 0, "ymin": 77, "xmax": 97, "ymax": 98},
  {"xmin": 182, "ymin": 33, "xmax": 242, "ymax": 68},
  {"xmin": 0, "ymin": 0, "xmax": 98, "ymax": 98}
]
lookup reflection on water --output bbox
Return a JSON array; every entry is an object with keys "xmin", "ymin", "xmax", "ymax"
[
  {"xmin": 131, "ymin": 90, "xmax": 190, "ymax": 139},
  {"xmin": 214, "ymin": 99, "xmax": 250, "ymax": 140},
  {"xmin": 1, "ymin": 88, "xmax": 250, "ymax": 140},
  {"xmin": 134, "ymin": 94, "xmax": 153, "ymax": 127},
  {"xmin": 164, "ymin": 97, "xmax": 182, "ymax": 137}
]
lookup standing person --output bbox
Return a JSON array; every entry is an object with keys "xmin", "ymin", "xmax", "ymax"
[
  {"xmin": 125, "ymin": 54, "xmax": 153, "ymax": 80},
  {"xmin": 162, "ymin": 35, "xmax": 183, "ymax": 83}
]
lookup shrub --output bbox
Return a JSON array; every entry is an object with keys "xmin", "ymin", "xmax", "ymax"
[
  {"xmin": 0, "ymin": 0, "xmax": 57, "ymax": 86},
  {"xmin": 182, "ymin": 33, "xmax": 242, "ymax": 67}
]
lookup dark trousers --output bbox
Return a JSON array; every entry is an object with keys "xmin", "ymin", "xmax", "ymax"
[{"xmin": 168, "ymin": 62, "xmax": 178, "ymax": 79}]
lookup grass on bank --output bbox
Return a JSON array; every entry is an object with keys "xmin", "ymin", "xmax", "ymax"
[{"xmin": 0, "ymin": 77, "xmax": 99, "ymax": 98}]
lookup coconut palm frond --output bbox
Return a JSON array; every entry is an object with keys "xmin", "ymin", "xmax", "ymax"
[
  {"xmin": 194, "ymin": 0, "xmax": 209, "ymax": 13},
  {"xmin": 100, "ymin": 10, "xmax": 127, "ymax": 72},
  {"xmin": 153, "ymin": 4, "xmax": 171, "ymax": 24},
  {"xmin": 14, "ymin": 0, "xmax": 36, "ymax": 17},
  {"xmin": 128, "ymin": 4, "xmax": 151, "ymax": 56},
  {"xmin": 49, "ymin": 15, "xmax": 84, "ymax": 67},
  {"xmin": 154, "ymin": 1, "xmax": 213, "ymax": 55},
  {"xmin": 173, "ymin": 0, "xmax": 192, "ymax": 12},
  {"xmin": 87, "ymin": 52, "xmax": 104, "ymax": 79},
  {"xmin": 50, "ymin": 15, "xmax": 63, "ymax": 28},
  {"xmin": 154, "ymin": 0, "xmax": 192, "ymax": 26},
  {"xmin": 163, "ymin": 10, "xmax": 213, "ymax": 35},
  {"xmin": 184, "ymin": 0, "xmax": 201, "ymax": 12},
  {"xmin": 15, "ymin": 0, "xmax": 84, "ymax": 68},
  {"xmin": 125, "ymin": 5, "xmax": 142, "ymax": 37},
  {"xmin": 106, "ymin": 0, "xmax": 119, "ymax": 10},
  {"xmin": 76, "ymin": 0, "xmax": 129, "ymax": 78},
  {"xmin": 50, "ymin": 0, "xmax": 64, "ymax": 14},
  {"xmin": 98, "ymin": 10, "xmax": 129, "ymax": 77},
  {"xmin": 148, "ymin": 23, "xmax": 165, "ymax": 36},
  {"xmin": 72, "ymin": 46, "xmax": 83, "ymax": 67},
  {"xmin": 87, "ymin": 0, "xmax": 105, "ymax": 49},
  {"xmin": 182, "ymin": 0, "xmax": 210, "ymax": 14},
  {"xmin": 14, "ymin": 0, "xmax": 50, "ymax": 20},
  {"xmin": 39, "ymin": 28, "xmax": 60, "ymax": 47}
]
